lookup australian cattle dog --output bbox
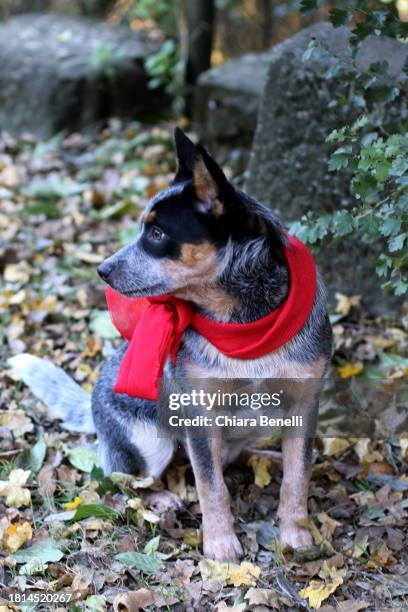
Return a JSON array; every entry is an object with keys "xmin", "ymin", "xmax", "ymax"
[{"xmin": 10, "ymin": 129, "xmax": 332, "ymax": 561}]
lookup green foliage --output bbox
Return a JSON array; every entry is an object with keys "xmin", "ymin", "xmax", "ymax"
[
  {"xmin": 11, "ymin": 539, "xmax": 64, "ymax": 564},
  {"xmin": 293, "ymin": 1, "xmax": 408, "ymax": 296},
  {"xmin": 145, "ymin": 39, "xmax": 185, "ymax": 114},
  {"xmin": 119, "ymin": 0, "xmax": 184, "ymax": 112},
  {"xmin": 129, "ymin": 0, "xmax": 178, "ymax": 38},
  {"xmin": 89, "ymin": 41, "xmax": 123, "ymax": 78}
]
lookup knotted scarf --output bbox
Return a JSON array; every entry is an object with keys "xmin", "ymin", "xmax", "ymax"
[{"xmin": 106, "ymin": 235, "xmax": 316, "ymax": 400}]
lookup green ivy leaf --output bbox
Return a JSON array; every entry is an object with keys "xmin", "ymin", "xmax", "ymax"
[
  {"xmin": 12, "ymin": 539, "xmax": 64, "ymax": 564},
  {"xmin": 17, "ymin": 433, "xmax": 46, "ymax": 474},
  {"xmin": 115, "ymin": 551, "xmax": 162, "ymax": 574},
  {"xmin": 388, "ymin": 233, "xmax": 406, "ymax": 252},
  {"xmin": 380, "ymin": 217, "xmax": 401, "ymax": 237},
  {"xmin": 72, "ymin": 504, "xmax": 119, "ymax": 521}
]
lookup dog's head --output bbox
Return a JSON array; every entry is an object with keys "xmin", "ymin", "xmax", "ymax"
[{"xmin": 98, "ymin": 128, "xmax": 285, "ymax": 312}]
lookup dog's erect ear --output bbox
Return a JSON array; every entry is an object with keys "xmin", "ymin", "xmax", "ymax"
[
  {"xmin": 174, "ymin": 127, "xmax": 196, "ymax": 179},
  {"xmin": 173, "ymin": 128, "xmax": 231, "ymax": 214},
  {"xmin": 192, "ymin": 144, "xmax": 230, "ymax": 215}
]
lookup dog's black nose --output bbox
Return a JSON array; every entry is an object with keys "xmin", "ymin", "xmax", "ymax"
[{"xmin": 97, "ymin": 261, "xmax": 113, "ymax": 282}]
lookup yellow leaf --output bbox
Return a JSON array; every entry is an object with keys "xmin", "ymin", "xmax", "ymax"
[
  {"xmin": 322, "ymin": 438, "xmax": 351, "ymax": 457},
  {"xmin": 199, "ymin": 559, "xmax": 260, "ymax": 587},
  {"xmin": 297, "ymin": 517, "xmax": 323, "ymax": 546},
  {"xmin": 247, "ymin": 455, "xmax": 273, "ymax": 488},
  {"xmin": 228, "ymin": 562, "xmax": 261, "ymax": 587},
  {"xmin": 83, "ymin": 336, "xmax": 102, "ymax": 358},
  {"xmin": 64, "ymin": 496, "xmax": 82, "ymax": 510},
  {"xmin": 337, "ymin": 362, "xmax": 364, "ymax": 379},
  {"xmin": 182, "ymin": 529, "xmax": 202, "ymax": 547},
  {"xmin": 4, "ymin": 522, "xmax": 32, "ymax": 553},
  {"xmin": 299, "ymin": 579, "xmax": 342, "ymax": 609},
  {"xmin": 335, "ymin": 293, "xmax": 361, "ymax": 316}
]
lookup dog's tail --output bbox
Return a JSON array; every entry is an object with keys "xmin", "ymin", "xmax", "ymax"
[{"xmin": 7, "ymin": 353, "xmax": 95, "ymax": 434}]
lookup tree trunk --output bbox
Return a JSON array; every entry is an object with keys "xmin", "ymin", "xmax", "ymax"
[
  {"xmin": 257, "ymin": 0, "xmax": 273, "ymax": 50},
  {"xmin": 185, "ymin": 0, "xmax": 215, "ymax": 87}
]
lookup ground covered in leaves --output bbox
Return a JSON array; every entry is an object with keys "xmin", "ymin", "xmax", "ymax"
[{"xmin": 0, "ymin": 122, "xmax": 407, "ymax": 611}]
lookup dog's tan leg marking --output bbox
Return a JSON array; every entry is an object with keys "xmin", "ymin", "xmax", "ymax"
[
  {"xmin": 278, "ymin": 435, "xmax": 313, "ymax": 549},
  {"xmin": 186, "ymin": 433, "xmax": 243, "ymax": 562}
]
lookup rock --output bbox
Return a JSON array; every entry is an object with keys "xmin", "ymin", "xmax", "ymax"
[
  {"xmin": 194, "ymin": 52, "xmax": 272, "ymax": 147},
  {"xmin": 0, "ymin": 14, "xmax": 164, "ymax": 138},
  {"xmin": 245, "ymin": 23, "xmax": 408, "ymax": 312}
]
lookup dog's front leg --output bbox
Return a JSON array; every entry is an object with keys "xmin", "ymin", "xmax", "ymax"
[
  {"xmin": 278, "ymin": 400, "xmax": 318, "ymax": 550},
  {"xmin": 186, "ymin": 433, "xmax": 243, "ymax": 562}
]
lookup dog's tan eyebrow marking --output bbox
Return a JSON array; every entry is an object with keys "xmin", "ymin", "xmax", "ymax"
[{"xmin": 145, "ymin": 210, "xmax": 156, "ymax": 224}]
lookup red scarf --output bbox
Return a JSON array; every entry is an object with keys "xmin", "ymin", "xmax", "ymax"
[{"xmin": 106, "ymin": 235, "xmax": 316, "ymax": 401}]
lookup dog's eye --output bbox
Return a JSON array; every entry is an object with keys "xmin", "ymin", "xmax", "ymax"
[{"xmin": 148, "ymin": 225, "xmax": 164, "ymax": 241}]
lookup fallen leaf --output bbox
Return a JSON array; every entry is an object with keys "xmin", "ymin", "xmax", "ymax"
[
  {"xmin": 0, "ymin": 469, "xmax": 31, "ymax": 508},
  {"xmin": 297, "ymin": 517, "xmax": 323, "ymax": 546},
  {"xmin": 115, "ymin": 551, "xmax": 162, "ymax": 574},
  {"xmin": 183, "ymin": 529, "xmax": 202, "ymax": 547},
  {"xmin": 140, "ymin": 509, "xmax": 161, "ymax": 524},
  {"xmin": 199, "ymin": 559, "xmax": 260, "ymax": 587},
  {"xmin": 299, "ymin": 579, "xmax": 342, "ymax": 609},
  {"xmin": 335, "ymin": 293, "xmax": 361, "ymax": 316},
  {"xmin": 322, "ymin": 438, "xmax": 351, "ymax": 457},
  {"xmin": 4, "ymin": 522, "xmax": 32, "ymax": 553},
  {"xmin": 66, "ymin": 446, "xmax": 98, "ymax": 472},
  {"xmin": 245, "ymin": 587, "xmax": 280, "ymax": 608},
  {"xmin": 247, "ymin": 455, "xmax": 273, "ymax": 487},
  {"xmin": 64, "ymin": 496, "xmax": 82, "ymax": 510},
  {"xmin": 0, "ymin": 410, "xmax": 34, "ymax": 437},
  {"xmin": 367, "ymin": 541, "xmax": 395, "ymax": 568},
  {"xmin": 337, "ymin": 362, "xmax": 364, "ymax": 379},
  {"xmin": 317, "ymin": 512, "xmax": 342, "ymax": 541},
  {"xmin": 85, "ymin": 594, "xmax": 107, "ymax": 611},
  {"xmin": 11, "ymin": 538, "xmax": 64, "ymax": 563},
  {"xmin": 354, "ymin": 438, "xmax": 382, "ymax": 464},
  {"xmin": 166, "ymin": 464, "xmax": 188, "ymax": 500},
  {"xmin": 113, "ymin": 588, "xmax": 154, "ymax": 612},
  {"xmin": 4, "ymin": 262, "xmax": 30, "ymax": 284}
]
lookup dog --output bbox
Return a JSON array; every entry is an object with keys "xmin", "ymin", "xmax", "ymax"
[{"xmin": 10, "ymin": 128, "xmax": 332, "ymax": 562}]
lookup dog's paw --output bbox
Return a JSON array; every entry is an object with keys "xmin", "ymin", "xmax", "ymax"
[
  {"xmin": 279, "ymin": 521, "xmax": 313, "ymax": 550},
  {"xmin": 203, "ymin": 532, "xmax": 244, "ymax": 563}
]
